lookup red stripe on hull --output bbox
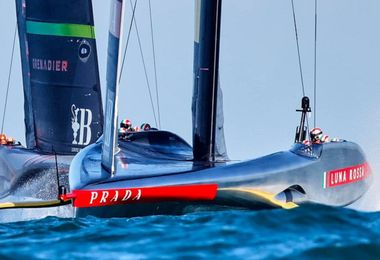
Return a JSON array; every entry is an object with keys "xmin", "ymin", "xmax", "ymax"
[{"xmin": 62, "ymin": 184, "xmax": 218, "ymax": 208}]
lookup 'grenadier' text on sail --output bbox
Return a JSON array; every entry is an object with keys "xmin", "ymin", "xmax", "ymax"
[{"xmin": 32, "ymin": 58, "xmax": 68, "ymax": 72}]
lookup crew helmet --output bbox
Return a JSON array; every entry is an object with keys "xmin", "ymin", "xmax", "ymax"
[
  {"xmin": 310, "ymin": 127, "xmax": 323, "ymax": 142},
  {"xmin": 120, "ymin": 119, "xmax": 132, "ymax": 128},
  {"xmin": 141, "ymin": 123, "xmax": 151, "ymax": 131}
]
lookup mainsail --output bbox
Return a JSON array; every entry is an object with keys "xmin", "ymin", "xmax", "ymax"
[
  {"xmin": 101, "ymin": 0, "xmax": 126, "ymax": 173},
  {"xmin": 15, "ymin": 0, "xmax": 103, "ymax": 154},
  {"xmin": 192, "ymin": 0, "xmax": 228, "ymax": 161}
]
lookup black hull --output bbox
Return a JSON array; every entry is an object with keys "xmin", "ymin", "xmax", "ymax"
[{"xmin": 70, "ymin": 131, "xmax": 372, "ymax": 218}]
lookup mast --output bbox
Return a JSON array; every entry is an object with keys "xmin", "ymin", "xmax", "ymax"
[
  {"xmin": 192, "ymin": 0, "xmax": 223, "ymax": 161},
  {"xmin": 101, "ymin": 0, "xmax": 126, "ymax": 174}
]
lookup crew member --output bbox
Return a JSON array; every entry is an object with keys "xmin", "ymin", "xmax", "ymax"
[
  {"xmin": 302, "ymin": 139, "xmax": 311, "ymax": 146},
  {"xmin": 120, "ymin": 119, "xmax": 133, "ymax": 132},
  {"xmin": 140, "ymin": 123, "xmax": 151, "ymax": 131},
  {"xmin": 310, "ymin": 128, "xmax": 330, "ymax": 144},
  {"xmin": 119, "ymin": 119, "xmax": 134, "ymax": 139},
  {"xmin": 0, "ymin": 134, "xmax": 6, "ymax": 145},
  {"xmin": 119, "ymin": 127, "xmax": 127, "ymax": 138},
  {"xmin": 6, "ymin": 137, "xmax": 15, "ymax": 145},
  {"xmin": 0, "ymin": 134, "xmax": 16, "ymax": 146}
]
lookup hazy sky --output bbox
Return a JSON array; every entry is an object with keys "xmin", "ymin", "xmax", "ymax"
[{"xmin": 0, "ymin": 1, "xmax": 380, "ymax": 208}]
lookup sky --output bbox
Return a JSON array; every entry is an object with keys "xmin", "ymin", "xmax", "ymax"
[{"xmin": 0, "ymin": 1, "xmax": 380, "ymax": 208}]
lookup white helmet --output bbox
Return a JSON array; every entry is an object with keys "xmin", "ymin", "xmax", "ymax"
[{"xmin": 310, "ymin": 128, "xmax": 322, "ymax": 142}]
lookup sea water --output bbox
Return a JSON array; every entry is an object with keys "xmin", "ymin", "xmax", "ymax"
[{"xmin": 0, "ymin": 205, "xmax": 379, "ymax": 259}]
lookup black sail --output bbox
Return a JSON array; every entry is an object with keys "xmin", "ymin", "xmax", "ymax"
[
  {"xmin": 15, "ymin": 0, "xmax": 103, "ymax": 154},
  {"xmin": 193, "ymin": 0, "xmax": 228, "ymax": 161}
]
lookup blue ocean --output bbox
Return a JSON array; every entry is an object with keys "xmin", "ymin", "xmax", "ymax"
[{"xmin": 1, "ymin": 205, "xmax": 379, "ymax": 259}]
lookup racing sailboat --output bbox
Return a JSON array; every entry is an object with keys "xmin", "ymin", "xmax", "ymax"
[
  {"xmin": 64, "ymin": 0, "xmax": 372, "ymax": 218},
  {"xmin": 0, "ymin": 0, "xmax": 103, "ymax": 219}
]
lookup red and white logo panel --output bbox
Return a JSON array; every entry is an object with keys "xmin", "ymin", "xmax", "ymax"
[{"xmin": 323, "ymin": 162, "xmax": 370, "ymax": 188}]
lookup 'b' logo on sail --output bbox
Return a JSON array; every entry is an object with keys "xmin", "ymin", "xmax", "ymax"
[{"xmin": 71, "ymin": 104, "xmax": 93, "ymax": 146}]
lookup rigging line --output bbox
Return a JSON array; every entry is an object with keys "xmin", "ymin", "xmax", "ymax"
[
  {"xmin": 313, "ymin": 0, "xmax": 318, "ymax": 128},
  {"xmin": 148, "ymin": 0, "xmax": 161, "ymax": 129},
  {"xmin": 1, "ymin": 25, "xmax": 17, "ymax": 134},
  {"xmin": 290, "ymin": 0, "xmax": 306, "ymax": 97},
  {"xmin": 118, "ymin": 0, "xmax": 138, "ymax": 84},
  {"xmin": 129, "ymin": 0, "xmax": 158, "ymax": 127},
  {"xmin": 52, "ymin": 147, "xmax": 63, "ymax": 198},
  {"xmin": 291, "ymin": 0, "xmax": 309, "ymax": 133}
]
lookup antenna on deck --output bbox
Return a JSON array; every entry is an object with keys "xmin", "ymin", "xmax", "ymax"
[{"xmin": 295, "ymin": 96, "xmax": 311, "ymax": 143}]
